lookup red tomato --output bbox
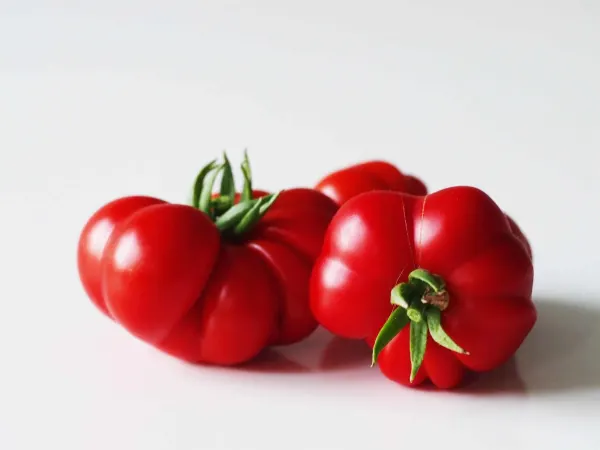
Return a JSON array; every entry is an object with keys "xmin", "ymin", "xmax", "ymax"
[
  {"xmin": 310, "ymin": 187, "xmax": 535, "ymax": 388},
  {"xmin": 506, "ymin": 214, "xmax": 533, "ymax": 259},
  {"xmin": 78, "ymin": 158, "xmax": 338, "ymax": 365},
  {"xmin": 315, "ymin": 160, "xmax": 427, "ymax": 206}
]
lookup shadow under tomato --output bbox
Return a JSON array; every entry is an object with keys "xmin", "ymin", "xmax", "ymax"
[
  {"xmin": 211, "ymin": 295, "xmax": 600, "ymax": 392},
  {"xmin": 444, "ymin": 295, "xmax": 600, "ymax": 395},
  {"xmin": 236, "ymin": 328, "xmax": 371, "ymax": 374},
  {"xmin": 376, "ymin": 357, "xmax": 527, "ymax": 395},
  {"xmin": 457, "ymin": 358, "xmax": 526, "ymax": 395},
  {"xmin": 508, "ymin": 295, "xmax": 600, "ymax": 394},
  {"xmin": 235, "ymin": 348, "xmax": 312, "ymax": 373},
  {"xmin": 318, "ymin": 335, "xmax": 371, "ymax": 371}
]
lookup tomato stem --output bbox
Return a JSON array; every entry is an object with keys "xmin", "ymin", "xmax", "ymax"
[
  {"xmin": 191, "ymin": 160, "xmax": 218, "ymax": 209},
  {"xmin": 215, "ymin": 198, "xmax": 259, "ymax": 231},
  {"xmin": 241, "ymin": 149, "xmax": 253, "ymax": 202},
  {"xmin": 371, "ymin": 268, "xmax": 468, "ymax": 383},
  {"xmin": 199, "ymin": 163, "xmax": 225, "ymax": 218},
  {"xmin": 219, "ymin": 152, "xmax": 236, "ymax": 211},
  {"xmin": 211, "ymin": 195, "xmax": 233, "ymax": 216},
  {"xmin": 190, "ymin": 152, "xmax": 281, "ymax": 236}
]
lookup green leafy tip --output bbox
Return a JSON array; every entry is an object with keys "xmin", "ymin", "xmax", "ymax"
[
  {"xmin": 241, "ymin": 150, "xmax": 253, "ymax": 202},
  {"xmin": 426, "ymin": 307, "xmax": 468, "ymax": 355},
  {"xmin": 371, "ymin": 307, "xmax": 410, "ymax": 367},
  {"xmin": 189, "ymin": 151, "xmax": 280, "ymax": 235},
  {"xmin": 232, "ymin": 195, "xmax": 268, "ymax": 235},
  {"xmin": 218, "ymin": 152, "xmax": 235, "ymax": 212},
  {"xmin": 258, "ymin": 191, "xmax": 280, "ymax": 215},
  {"xmin": 409, "ymin": 320, "xmax": 428, "ymax": 382},
  {"xmin": 199, "ymin": 163, "xmax": 225, "ymax": 217},
  {"xmin": 191, "ymin": 160, "xmax": 217, "ymax": 209},
  {"xmin": 390, "ymin": 283, "xmax": 412, "ymax": 309}
]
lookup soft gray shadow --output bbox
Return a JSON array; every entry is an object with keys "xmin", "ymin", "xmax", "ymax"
[
  {"xmin": 208, "ymin": 296, "xmax": 600, "ymax": 392},
  {"xmin": 236, "ymin": 328, "xmax": 371, "ymax": 374},
  {"xmin": 421, "ymin": 296, "xmax": 600, "ymax": 395},
  {"xmin": 457, "ymin": 357, "xmax": 526, "ymax": 395},
  {"xmin": 318, "ymin": 335, "xmax": 372, "ymax": 370},
  {"xmin": 508, "ymin": 296, "xmax": 600, "ymax": 394},
  {"xmin": 235, "ymin": 348, "xmax": 312, "ymax": 373}
]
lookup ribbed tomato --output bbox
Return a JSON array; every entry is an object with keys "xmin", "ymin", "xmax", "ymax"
[
  {"xmin": 78, "ymin": 154, "xmax": 337, "ymax": 365},
  {"xmin": 310, "ymin": 187, "xmax": 535, "ymax": 388}
]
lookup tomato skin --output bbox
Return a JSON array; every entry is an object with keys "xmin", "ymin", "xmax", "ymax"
[
  {"xmin": 78, "ymin": 188, "xmax": 337, "ymax": 365},
  {"xmin": 506, "ymin": 214, "xmax": 533, "ymax": 259},
  {"xmin": 77, "ymin": 196, "xmax": 165, "ymax": 317},
  {"xmin": 315, "ymin": 160, "xmax": 427, "ymax": 206},
  {"xmin": 249, "ymin": 239, "xmax": 314, "ymax": 345},
  {"xmin": 310, "ymin": 187, "xmax": 536, "ymax": 388},
  {"xmin": 102, "ymin": 204, "xmax": 221, "ymax": 344},
  {"xmin": 158, "ymin": 244, "xmax": 279, "ymax": 365},
  {"xmin": 250, "ymin": 188, "xmax": 340, "ymax": 261},
  {"xmin": 403, "ymin": 175, "xmax": 428, "ymax": 197},
  {"xmin": 249, "ymin": 188, "xmax": 339, "ymax": 344}
]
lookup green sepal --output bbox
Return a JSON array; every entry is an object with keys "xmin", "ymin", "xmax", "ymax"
[
  {"xmin": 232, "ymin": 191, "xmax": 281, "ymax": 235},
  {"xmin": 409, "ymin": 268, "xmax": 445, "ymax": 293},
  {"xmin": 371, "ymin": 307, "xmax": 410, "ymax": 366},
  {"xmin": 426, "ymin": 307, "xmax": 468, "ymax": 355},
  {"xmin": 211, "ymin": 195, "xmax": 232, "ymax": 216},
  {"xmin": 199, "ymin": 163, "xmax": 225, "ymax": 217},
  {"xmin": 241, "ymin": 150, "xmax": 252, "ymax": 202},
  {"xmin": 215, "ymin": 199, "xmax": 258, "ymax": 231},
  {"xmin": 232, "ymin": 195, "xmax": 268, "ymax": 235},
  {"xmin": 191, "ymin": 160, "xmax": 217, "ymax": 209},
  {"xmin": 409, "ymin": 319, "xmax": 428, "ymax": 382},
  {"xmin": 390, "ymin": 283, "xmax": 417, "ymax": 309},
  {"xmin": 258, "ymin": 191, "xmax": 280, "ymax": 216},
  {"xmin": 218, "ymin": 152, "xmax": 235, "ymax": 212}
]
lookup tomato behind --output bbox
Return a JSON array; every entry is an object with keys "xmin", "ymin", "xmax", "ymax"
[{"xmin": 315, "ymin": 160, "xmax": 427, "ymax": 206}]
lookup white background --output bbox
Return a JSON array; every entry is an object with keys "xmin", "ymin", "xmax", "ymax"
[{"xmin": 1, "ymin": 1, "xmax": 599, "ymax": 449}]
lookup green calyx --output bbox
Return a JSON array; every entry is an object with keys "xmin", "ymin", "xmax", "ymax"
[
  {"xmin": 371, "ymin": 268, "xmax": 468, "ymax": 382},
  {"xmin": 190, "ymin": 151, "xmax": 281, "ymax": 236}
]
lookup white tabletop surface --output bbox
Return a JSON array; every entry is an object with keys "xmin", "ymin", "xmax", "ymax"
[{"xmin": 1, "ymin": 1, "xmax": 599, "ymax": 449}]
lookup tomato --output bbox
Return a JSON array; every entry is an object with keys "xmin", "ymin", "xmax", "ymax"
[
  {"xmin": 506, "ymin": 214, "xmax": 533, "ymax": 259},
  {"xmin": 78, "ymin": 154, "xmax": 338, "ymax": 365},
  {"xmin": 315, "ymin": 160, "xmax": 427, "ymax": 206},
  {"xmin": 310, "ymin": 187, "xmax": 535, "ymax": 388},
  {"xmin": 77, "ymin": 195, "xmax": 166, "ymax": 318}
]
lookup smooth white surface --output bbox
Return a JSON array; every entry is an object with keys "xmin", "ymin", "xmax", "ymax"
[{"xmin": 1, "ymin": 2, "xmax": 599, "ymax": 449}]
